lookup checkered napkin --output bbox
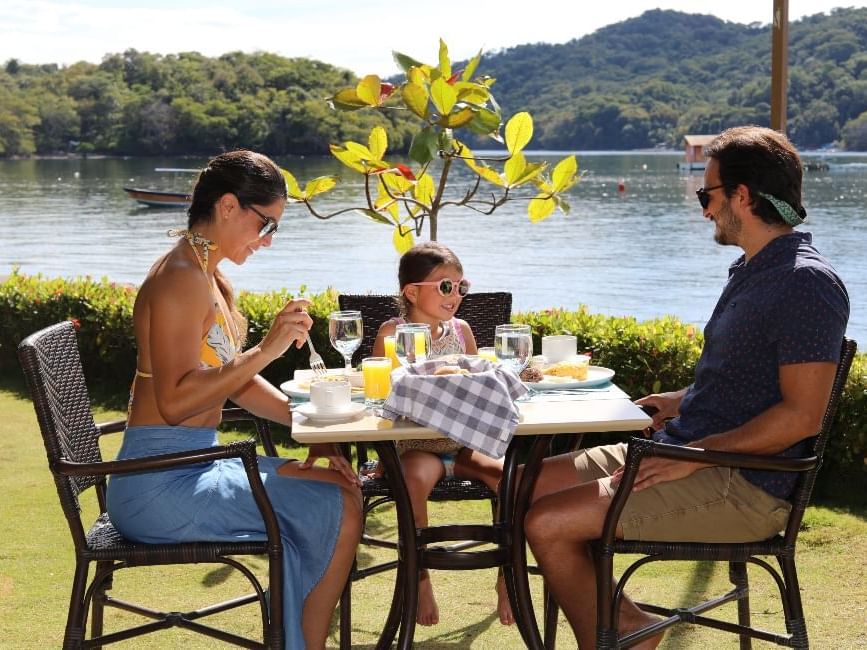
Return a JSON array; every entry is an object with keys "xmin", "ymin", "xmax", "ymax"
[{"xmin": 380, "ymin": 356, "xmax": 528, "ymax": 458}]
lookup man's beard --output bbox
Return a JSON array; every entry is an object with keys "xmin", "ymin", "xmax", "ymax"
[{"xmin": 713, "ymin": 199, "xmax": 742, "ymax": 246}]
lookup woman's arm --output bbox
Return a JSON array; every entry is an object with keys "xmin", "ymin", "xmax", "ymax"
[{"xmin": 371, "ymin": 320, "xmax": 397, "ymax": 356}]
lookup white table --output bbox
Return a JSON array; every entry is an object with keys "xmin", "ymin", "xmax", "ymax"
[{"xmin": 289, "ymin": 378, "xmax": 651, "ymax": 649}]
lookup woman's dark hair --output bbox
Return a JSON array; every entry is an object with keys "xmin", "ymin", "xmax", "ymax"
[
  {"xmin": 187, "ymin": 150, "xmax": 287, "ymax": 340},
  {"xmin": 397, "ymin": 242, "xmax": 463, "ymax": 315},
  {"xmin": 705, "ymin": 126, "xmax": 805, "ymax": 226}
]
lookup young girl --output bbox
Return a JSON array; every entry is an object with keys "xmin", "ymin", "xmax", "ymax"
[{"xmin": 372, "ymin": 241, "xmax": 514, "ymax": 627}]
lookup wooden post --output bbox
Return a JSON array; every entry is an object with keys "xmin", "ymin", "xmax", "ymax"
[{"xmin": 771, "ymin": 0, "xmax": 789, "ymax": 134}]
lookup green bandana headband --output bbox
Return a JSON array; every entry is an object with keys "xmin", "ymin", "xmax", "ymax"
[{"xmin": 757, "ymin": 192, "xmax": 806, "ymax": 226}]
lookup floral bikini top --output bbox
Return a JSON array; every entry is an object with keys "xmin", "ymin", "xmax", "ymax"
[{"xmin": 133, "ymin": 231, "xmax": 239, "ymax": 388}]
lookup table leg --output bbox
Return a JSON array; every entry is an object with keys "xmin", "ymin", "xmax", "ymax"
[
  {"xmin": 372, "ymin": 441, "xmax": 418, "ymax": 650},
  {"xmin": 508, "ymin": 434, "xmax": 553, "ymax": 650}
]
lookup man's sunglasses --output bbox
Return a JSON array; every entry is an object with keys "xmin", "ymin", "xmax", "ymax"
[
  {"xmin": 696, "ymin": 184, "xmax": 727, "ymax": 209},
  {"xmin": 408, "ymin": 278, "xmax": 471, "ymax": 297},
  {"xmin": 247, "ymin": 205, "xmax": 279, "ymax": 238}
]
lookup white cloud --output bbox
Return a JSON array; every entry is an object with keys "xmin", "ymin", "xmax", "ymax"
[{"xmin": 0, "ymin": 0, "xmax": 860, "ymax": 75}]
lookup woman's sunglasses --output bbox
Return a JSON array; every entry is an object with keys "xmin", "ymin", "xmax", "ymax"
[
  {"xmin": 247, "ymin": 205, "xmax": 279, "ymax": 238},
  {"xmin": 408, "ymin": 278, "xmax": 471, "ymax": 297},
  {"xmin": 696, "ymin": 184, "xmax": 726, "ymax": 209}
]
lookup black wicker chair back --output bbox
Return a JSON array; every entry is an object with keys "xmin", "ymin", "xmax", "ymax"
[
  {"xmin": 337, "ymin": 291, "xmax": 512, "ymax": 366},
  {"xmin": 18, "ymin": 321, "xmax": 285, "ymax": 649},
  {"xmin": 587, "ymin": 337, "xmax": 857, "ymax": 650}
]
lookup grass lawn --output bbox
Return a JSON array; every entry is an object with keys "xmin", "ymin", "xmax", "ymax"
[{"xmin": 1, "ymin": 380, "xmax": 865, "ymax": 648}]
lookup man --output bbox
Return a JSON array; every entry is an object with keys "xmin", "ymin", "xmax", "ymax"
[{"xmin": 524, "ymin": 126, "xmax": 850, "ymax": 649}]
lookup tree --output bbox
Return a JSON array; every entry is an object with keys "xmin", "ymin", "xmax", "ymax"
[{"xmin": 284, "ymin": 40, "xmax": 579, "ymax": 252}]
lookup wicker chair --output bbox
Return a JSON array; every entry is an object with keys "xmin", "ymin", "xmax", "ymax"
[
  {"xmin": 18, "ymin": 321, "xmax": 285, "ymax": 649},
  {"xmin": 336, "ymin": 291, "xmax": 512, "ymax": 648},
  {"xmin": 584, "ymin": 337, "xmax": 857, "ymax": 650}
]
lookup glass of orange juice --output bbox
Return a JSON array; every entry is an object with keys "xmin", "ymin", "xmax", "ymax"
[
  {"xmin": 362, "ymin": 356, "xmax": 392, "ymax": 407},
  {"xmin": 383, "ymin": 335, "xmax": 401, "ymax": 369}
]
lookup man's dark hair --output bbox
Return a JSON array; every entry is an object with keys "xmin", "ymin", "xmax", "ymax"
[{"xmin": 705, "ymin": 126, "xmax": 805, "ymax": 226}]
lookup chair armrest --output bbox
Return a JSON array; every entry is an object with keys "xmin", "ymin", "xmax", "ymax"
[
  {"xmin": 96, "ymin": 419, "xmax": 127, "ymax": 436},
  {"xmin": 599, "ymin": 437, "xmax": 818, "ymax": 546}
]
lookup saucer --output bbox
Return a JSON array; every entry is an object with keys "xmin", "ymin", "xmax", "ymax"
[{"xmin": 294, "ymin": 402, "xmax": 366, "ymax": 423}]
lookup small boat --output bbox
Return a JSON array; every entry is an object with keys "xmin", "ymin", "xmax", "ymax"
[
  {"xmin": 123, "ymin": 167, "xmax": 199, "ymax": 208},
  {"xmin": 123, "ymin": 187, "xmax": 191, "ymax": 208}
]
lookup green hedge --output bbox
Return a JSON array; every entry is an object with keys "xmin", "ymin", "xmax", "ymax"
[{"xmin": 2, "ymin": 272, "xmax": 864, "ymax": 480}]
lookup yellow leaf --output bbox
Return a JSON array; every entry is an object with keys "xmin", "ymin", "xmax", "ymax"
[
  {"xmin": 381, "ymin": 172, "xmax": 413, "ymax": 195},
  {"xmin": 374, "ymin": 191, "xmax": 399, "ymax": 220},
  {"xmin": 413, "ymin": 173, "xmax": 435, "ymax": 206},
  {"xmin": 504, "ymin": 152, "xmax": 527, "ymax": 186},
  {"xmin": 393, "ymin": 225, "xmax": 415, "ymax": 254},
  {"xmin": 440, "ymin": 107, "xmax": 476, "ymax": 128},
  {"xmin": 514, "ymin": 161, "xmax": 548, "ymax": 186},
  {"xmin": 461, "ymin": 50, "xmax": 482, "ymax": 81},
  {"xmin": 408, "ymin": 66, "xmax": 428, "ymax": 85},
  {"xmin": 281, "ymin": 168, "xmax": 303, "ymax": 199},
  {"xmin": 368, "ymin": 126, "xmax": 388, "ymax": 161},
  {"xmin": 329, "ymin": 144, "xmax": 366, "ymax": 173},
  {"xmin": 356, "ymin": 75, "xmax": 382, "ymax": 106},
  {"xmin": 330, "ymin": 88, "xmax": 368, "ymax": 111},
  {"xmin": 430, "ymin": 77, "xmax": 457, "ymax": 116},
  {"xmin": 304, "ymin": 175, "xmax": 338, "ymax": 198},
  {"xmin": 505, "ymin": 112, "xmax": 533, "ymax": 154},
  {"xmin": 402, "ymin": 82, "xmax": 429, "ymax": 119},
  {"xmin": 345, "ymin": 141, "xmax": 375, "ymax": 161},
  {"xmin": 552, "ymin": 155, "xmax": 578, "ymax": 192},
  {"xmin": 438, "ymin": 38, "xmax": 451, "ymax": 78},
  {"xmin": 528, "ymin": 194, "xmax": 556, "ymax": 222}
]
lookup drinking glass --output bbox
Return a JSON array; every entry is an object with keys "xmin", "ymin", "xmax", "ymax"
[
  {"xmin": 328, "ymin": 310, "xmax": 363, "ymax": 374},
  {"xmin": 362, "ymin": 356, "xmax": 392, "ymax": 408},
  {"xmin": 394, "ymin": 323, "xmax": 432, "ymax": 366},
  {"xmin": 494, "ymin": 324, "xmax": 533, "ymax": 374}
]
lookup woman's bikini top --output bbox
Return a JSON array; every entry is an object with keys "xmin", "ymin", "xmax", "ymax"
[{"xmin": 134, "ymin": 230, "xmax": 239, "ymax": 383}]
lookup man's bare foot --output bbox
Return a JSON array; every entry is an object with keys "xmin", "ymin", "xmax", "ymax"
[
  {"xmin": 495, "ymin": 573, "xmax": 515, "ymax": 625},
  {"xmin": 620, "ymin": 611, "xmax": 664, "ymax": 650},
  {"xmin": 416, "ymin": 571, "xmax": 439, "ymax": 626}
]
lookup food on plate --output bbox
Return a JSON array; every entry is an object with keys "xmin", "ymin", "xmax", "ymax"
[
  {"xmin": 545, "ymin": 358, "xmax": 590, "ymax": 380},
  {"xmin": 520, "ymin": 366, "xmax": 544, "ymax": 383},
  {"xmin": 434, "ymin": 365, "xmax": 470, "ymax": 376}
]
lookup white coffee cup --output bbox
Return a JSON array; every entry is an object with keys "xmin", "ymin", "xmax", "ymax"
[
  {"xmin": 309, "ymin": 378, "xmax": 352, "ymax": 414},
  {"xmin": 542, "ymin": 335, "xmax": 578, "ymax": 364}
]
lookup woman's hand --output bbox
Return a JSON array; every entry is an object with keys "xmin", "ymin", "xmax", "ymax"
[
  {"xmin": 298, "ymin": 443, "xmax": 362, "ymax": 487},
  {"xmin": 258, "ymin": 298, "xmax": 313, "ymax": 361},
  {"xmin": 634, "ymin": 389, "xmax": 685, "ymax": 432}
]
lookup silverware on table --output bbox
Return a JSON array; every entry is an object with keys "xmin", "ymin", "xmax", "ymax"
[{"xmin": 306, "ymin": 333, "xmax": 327, "ymax": 376}]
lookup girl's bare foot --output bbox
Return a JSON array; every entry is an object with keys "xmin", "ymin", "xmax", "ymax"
[
  {"xmin": 417, "ymin": 570, "xmax": 439, "ymax": 626},
  {"xmin": 495, "ymin": 573, "xmax": 515, "ymax": 625}
]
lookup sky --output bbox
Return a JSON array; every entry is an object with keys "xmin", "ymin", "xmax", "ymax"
[{"xmin": 1, "ymin": 1, "xmax": 864, "ymax": 77}]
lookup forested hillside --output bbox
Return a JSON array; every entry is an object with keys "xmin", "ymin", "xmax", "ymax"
[{"xmin": 1, "ymin": 7, "xmax": 866, "ymax": 156}]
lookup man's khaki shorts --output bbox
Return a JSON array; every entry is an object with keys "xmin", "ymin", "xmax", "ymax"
[{"xmin": 570, "ymin": 443, "xmax": 792, "ymax": 543}]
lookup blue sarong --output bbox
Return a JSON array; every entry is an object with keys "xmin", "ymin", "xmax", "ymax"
[{"xmin": 106, "ymin": 426, "xmax": 342, "ymax": 650}]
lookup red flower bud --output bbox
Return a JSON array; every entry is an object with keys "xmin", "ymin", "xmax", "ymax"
[
  {"xmin": 447, "ymin": 71, "xmax": 461, "ymax": 85},
  {"xmin": 394, "ymin": 164, "xmax": 416, "ymax": 181},
  {"xmin": 379, "ymin": 82, "xmax": 395, "ymax": 100}
]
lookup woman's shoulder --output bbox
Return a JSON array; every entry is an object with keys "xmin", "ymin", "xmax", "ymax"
[
  {"xmin": 140, "ymin": 250, "xmax": 210, "ymax": 308},
  {"xmin": 377, "ymin": 317, "xmax": 404, "ymax": 337}
]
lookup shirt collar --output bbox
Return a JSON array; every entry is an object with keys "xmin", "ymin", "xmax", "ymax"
[{"xmin": 728, "ymin": 231, "xmax": 812, "ymax": 277}]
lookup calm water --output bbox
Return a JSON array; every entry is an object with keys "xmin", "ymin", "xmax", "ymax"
[{"xmin": 1, "ymin": 152, "xmax": 864, "ymax": 344}]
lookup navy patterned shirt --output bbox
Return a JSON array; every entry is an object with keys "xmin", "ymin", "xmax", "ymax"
[{"xmin": 656, "ymin": 232, "xmax": 849, "ymax": 499}]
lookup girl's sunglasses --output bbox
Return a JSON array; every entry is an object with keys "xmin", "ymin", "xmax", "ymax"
[
  {"xmin": 247, "ymin": 205, "xmax": 279, "ymax": 238},
  {"xmin": 408, "ymin": 278, "xmax": 471, "ymax": 297},
  {"xmin": 696, "ymin": 184, "xmax": 726, "ymax": 209}
]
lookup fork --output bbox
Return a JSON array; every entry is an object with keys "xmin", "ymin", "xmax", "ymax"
[{"xmin": 306, "ymin": 333, "xmax": 328, "ymax": 376}]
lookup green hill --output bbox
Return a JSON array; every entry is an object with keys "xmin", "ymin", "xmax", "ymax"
[{"xmin": 2, "ymin": 7, "xmax": 867, "ymax": 156}]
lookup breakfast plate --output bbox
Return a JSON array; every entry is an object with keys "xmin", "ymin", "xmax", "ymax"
[
  {"xmin": 293, "ymin": 402, "xmax": 366, "ymax": 423},
  {"xmin": 280, "ymin": 377, "xmax": 365, "ymax": 400},
  {"xmin": 523, "ymin": 366, "xmax": 615, "ymax": 390}
]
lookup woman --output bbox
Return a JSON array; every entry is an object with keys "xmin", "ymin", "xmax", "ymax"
[{"xmin": 106, "ymin": 150, "xmax": 361, "ymax": 649}]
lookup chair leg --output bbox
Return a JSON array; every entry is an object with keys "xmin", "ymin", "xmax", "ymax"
[
  {"xmin": 778, "ymin": 556, "xmax": 809, "ymax": 649},
  {"xmin": 542, "ymin": 582, "xmax": 559, "ymax": 649},
  {"xmin": 729, "ymin": 561, "xmax": 752, "ymax": 650},
  {"xmin": 339, "ymin": 562, "xmax": 354, "ymax": 650},
  {"xmin": 63, "ymin": 560, "xmax": 91, "ymax": 650},
  {"xmin": 594, "ymin": 550, "xmax": 618, "ymax": 650}
]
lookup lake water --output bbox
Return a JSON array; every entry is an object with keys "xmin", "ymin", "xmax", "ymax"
[{"xmin": 1, "ymin": 152, "xmax": 864, "ymax": 344}]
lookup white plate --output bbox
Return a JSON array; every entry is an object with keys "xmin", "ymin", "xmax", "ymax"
[
  {"xmin": 293, "ymin": 402, "xmax": 367, "ymax": 423},
  {"xmin": 524, "ymin": 366, "xmax": 615, "ymax": 390},
  {"xmin": 280, "ymin": 377, "xmax": 365, "ymax": 400}
]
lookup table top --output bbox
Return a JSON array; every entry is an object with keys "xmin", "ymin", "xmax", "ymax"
[{"xmin": 289, "ymin": 383, "xmax": 652, "ymax": 444}]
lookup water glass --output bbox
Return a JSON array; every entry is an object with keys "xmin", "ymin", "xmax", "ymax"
[
  {"xmin": 328, "ymin": 310, "xmax": 363, "ymax": 374},
  {"xmin": 494, "ymin": 324, "xmax": 533, "ymax": 374},
  {"xmin": 394, "ymin": 323, "xmax": 432, "ymax": 366},
  {"xmin": 362, "ymin": 356, "xmax": 392, "ymax": 408}
]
